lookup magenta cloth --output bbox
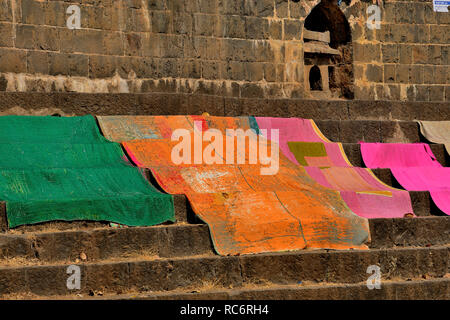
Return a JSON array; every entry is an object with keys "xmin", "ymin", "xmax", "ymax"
[
  {"xmin": 360, "ymin": 142, "xmax": 450, "ymax": 215},
  {"xmin": 360, "ymin": 143, "xmax": 442, "ymax": 168},
  {"xmin": 255, "ymin": 117, "xmax": 414, "ymax": 219},
  {"xmin": 256, "ymin": 118, "xmax": 329, "ymax": 164}
]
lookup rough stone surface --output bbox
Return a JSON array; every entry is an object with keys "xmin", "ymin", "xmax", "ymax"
[{"xmin": 0, "ymin": 0, "xmax": 447, "ymax": 101}]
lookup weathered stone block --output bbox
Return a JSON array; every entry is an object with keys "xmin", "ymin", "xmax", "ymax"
[
  {"xmin": 424, "ymin": 3, "xmax": 437, "ymax": 24},
  {"xmin": 268, "ymin": 20, "xmax": 282, "ymax": 40},
  {"xmin": 396, "ymin": 2, "xmax": 414, "ymax": 24},
  {"xmin": 387, "ymin": 84, "xmax": 400, "ymax": 100},
  {"xmin": 430, "ymin": 25, "xmax": 448, "ymax": 44},
  {"xmin": 82, "ymin": 6, "xmax": 105, "ymax": 30},
  {"xmin": 384, "ymin": 64, "xmax": 396, "ymax": 83},
  {"xmin": 0, "ymin": 0, "xmax": 12, "ymax": 22},
  {"xmin": 173, "ymin": 13, "xmax": 193, "ymax": 35},
  {"xmin": 383, "ymin": 2, "xmax": 396, "ymax": 23},
  {"xmin": 283, "ymin": 19, "xmax": 302, "ymax": 41},
  {"xmin": 89, "ymin": 55, "xmax": 117, "ymax": 78},
  {"xmin": 245, "ymin": 62, "xmax": 264, "ymax": 82},
  {"xmin": 393, "ymin": 24, "xmax": 415, "ymax": 43},
  {"xmin": 198, "ymin": 0, "xmax": 218, "ymax": 14},
  {"xmin": 263, "ymin": 63, "xmax": 276, "ymax": 82},
  {"xmin": 0, "ymin": 22, "xmax": 13, "ymax": 47},
  {"xmin": 409, "ymin": 65, "xmax": 423, "ymax": 84},
  {"xmin": 21, "ymin": 0, "xmax": 45, "ymax": 25},
  {"xmin": 181, "ymin": 59, "xmax": 201, "ymax": 79},
  {"xmin": 412, "ymin": 3, "xmax": 425, "ymax": 24},
  {"xmin": 377, "ymin": 24, "xmax": 394, "ymax": 42},
  {"xmin": 15, "ymin": 24, "xmax": 35, "ymax": 49},
  {"xmin": 429, "ymin": 86, "xmax": 445, "ymax": 102},
  {"xmin": 73, "ymin": 29, "xmax": 104, "ymax": 54},
  {"xmin": 222, "ymin": 15, "xmax": 246, "ymax": 39},
  {"xmin": 423, "ymin": 65, "xmax": 434, "ymax": 85},
  {"xmin": 275, "ymin": 0, "xmax": 288, "ymax": 18},
  {"xmin": 428, "ymin": 45, "xmax": 441, "ymax": 65},
  {"xmin": 151, "ymin": 10, "xmax": 171, "ymax": 33},
  {"xmin": 415, "ymin": 85, "xmax": 429, "ymax": 101},
  {"xmin": 103, "ymin": 32, "xmax": 124, "ymax": 56},
  {"xmin": 69, "ymin": 54, "xmax": 89, "ymax": 77},
  {"xmin": 255, "ymin": 0, "xmax": 275, "ymax": 17},
  {"xmin": 35, "ymin": 26, "xmax": 60, "ymax": 51},
  {"xmin": 44, "ymin": 1, "xmax": 66, "ymax": 27},
  {"xmin": 219, "ymin": 0, "xmax": 244, "ymax": 15},
  {"xmin": 412, "ymin": 46, "xmax": 427, "ymax": 64},
  {"xmin": 137, "ymin": 57, "xmax": 158, "ymax": 79},
  {"xmin": 124, "ymin": 33, "xmax": 142, "ymax": 56},
  {"xmin": 160, "ymin": 35, "xmax": 184, "ymax": 59},
  {"xmin": 382, "ymin": 44, "xmax": 399, "ymax": 63},
  {"xmin": 201, "ymin": 61, "xmax": 222, "ymax": 80},
  {"xmin": 395, "ymin": 64, "xmax": 409, "ymax": 84},
  {"xmin": 414, "ymin": 25, "xmax": 430, "ymax": 43},
  {"xmin": 48, "ymin": 52, "xmax": 70, "ymax": 76},
  {"xmin": 158, "ymin": 58, "xmax": 180, "ymax": 78},
  {"xmin": 27, "ymin": 51, "xmax": 49, "ymax": 74},
  {"xmin": 366, "ymin": 65, "xmax": 383, "ymax": 83},
  {"xmin": 0, "ymin": 48, "xmax": 26, "ymax": 73},
  {"xmin": 241, "ymin": 83, "xmax": 264, "ymax": 98},
  {"xmin": 227, "ymin": 61, "xmax": 246, "ymax": 81},
  {"xmin": 399, "ymin": 45, "xmax": 412, "ymax": 64},
  {"xmin": 246, "ymin": 17, "xmax": 269, "ymax": 40}
]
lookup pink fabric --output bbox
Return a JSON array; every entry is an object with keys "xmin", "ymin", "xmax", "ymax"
[
  {"xmin": 361, "ymin": 143, "xmax": 441, "ymax": 168},
  {"xmin": 256, "ymin": 118, "xmax": 325, "ymax": 164},
  {"xmin": 256, "ymin": 118, "xmax": 350, "ymax": 166},
  {"xmin": 361, "ymin": 142, "xmax": 450, "ymax": 215},
  {"xmin": 256, "ymin": 117, "xmax": 414, "ymax": 218}
]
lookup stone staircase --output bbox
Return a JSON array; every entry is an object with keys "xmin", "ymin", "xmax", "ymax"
[
  {"xmin": 0, "ymin": 95, "xmax": 449, "ymax": 300},
  {"xmin": 0, "ymin": 197, "xmax": 448, "ymax": 299}
]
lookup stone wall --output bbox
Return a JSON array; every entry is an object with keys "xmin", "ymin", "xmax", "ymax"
[
  {"xmin": 348, "ymin": 0, "xmax": 450, "ymax": 102},
  {"xmin": 0, "ymin": 0, "xmax": 448, "ymax": 101}
]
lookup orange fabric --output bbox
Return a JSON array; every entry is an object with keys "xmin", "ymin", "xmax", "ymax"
[{"xmin": 99, "ymin": 115, "xmax": 370, "ymax": 255}]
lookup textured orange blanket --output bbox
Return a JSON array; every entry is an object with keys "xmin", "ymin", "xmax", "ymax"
[{"xmin": 98, "ymin": 115, "xmax": 369, "ymax": 255}]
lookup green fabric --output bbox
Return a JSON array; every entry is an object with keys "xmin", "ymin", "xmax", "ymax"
[
  {"xmin": 0, "ymin": 115, "xmax": 175, "ymax": 228},
  {"xmin": 288, "ymin": 141, "xmax": 328, "ymax": 166}
]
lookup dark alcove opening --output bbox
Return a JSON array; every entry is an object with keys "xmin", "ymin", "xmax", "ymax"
[
  {"xmin": 304, "ymin": 0, "xmax": 354, "ymax": 99},
  {"xmin": 309, "ymin": 66, "xmax": 323, "ymax": 91}
]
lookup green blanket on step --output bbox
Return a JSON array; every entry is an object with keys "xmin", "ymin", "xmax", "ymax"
[{"xmin": 0, "ymin": 115, "xmax": 174, "ymax": 228}]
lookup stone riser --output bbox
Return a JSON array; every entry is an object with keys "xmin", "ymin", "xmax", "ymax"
[
  {"xmin": 0, "ymin": 246, "xmax": 448, "ymax": 297},
  {"xmin": 108, "ymin": 278, "xmax": 450, "ymax": 300},
  {"xmin": 0, "ymin": 216, "xmax": 448, "ymax": 264},
  {"xmin": 1, "ymin": 93, "xmax": 449, "ymax": 121},
  {"xmin": 315, "ymin": 120, "xmax": 422, "ymax": 143}
]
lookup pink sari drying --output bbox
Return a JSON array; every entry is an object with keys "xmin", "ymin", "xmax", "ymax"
[
  {"xmin": 361, "ymin": 142, "xmax": 450, "ymax": 215},
  {"xmin": 256, "ymin": 117, "xmax": 414, "ymax": 219}
]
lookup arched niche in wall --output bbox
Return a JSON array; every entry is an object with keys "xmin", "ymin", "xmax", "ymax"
[
  {"xmin": 309, "ymin": 65, "xmax": 323, "ymax": 91},
  {"xmin": 303, "ymin": 0, "xmax": 354, "ymax": 99}
]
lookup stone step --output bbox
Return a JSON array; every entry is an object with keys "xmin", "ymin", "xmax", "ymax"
[
  {"xmin": 315, "ymin": 120, "xmax": 421, "ymax": 143},
  {"xmin": 0, "ymin": 216, "xmax": 448, "ymax": 264},
  {"xmin": 1, "ymin": 93, "xmax": 450, "ymax": 121},
  {"xmin": 7, "ymin": 276, "xmax": 449, "ymax": 300},
  {"xmin": 91, "ymin": 277, "xmax": 450, "ymax": 300},
  {"xmin": 0, "ymin": 245, "xmax": 447, "ymax": 297}
]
